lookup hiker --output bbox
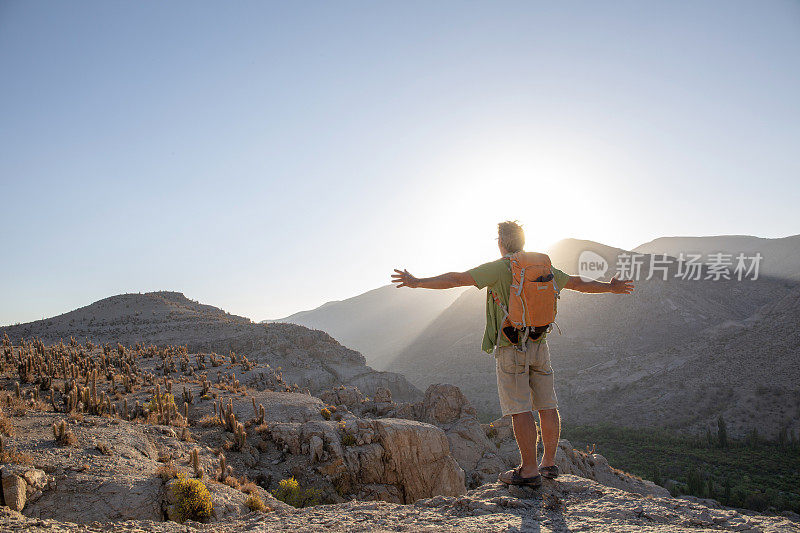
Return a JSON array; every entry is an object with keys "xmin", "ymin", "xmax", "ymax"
[{"xmin": 391, "ymin": 220, "xmax": 634, "ymax": 488}]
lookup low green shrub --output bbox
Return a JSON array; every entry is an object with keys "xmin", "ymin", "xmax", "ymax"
[
  {"xmin": 245, "ymin": 494, "xmax": 268, "ymax": 512},
  {"xmin": 171, "ymin": 474, "xmax": 213, "ymax": 522},
  {"xmin": 271, "ymin": 477, "xmax": 320, "ymax": 508}
]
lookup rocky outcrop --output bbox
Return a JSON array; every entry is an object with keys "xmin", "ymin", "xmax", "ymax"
[
  {"xmin": 7, "ymin": 412, "xmax": 295, "ymax": 524},
  {"xmin": 488, "ymin": 416, "xmax": 668, "ymax": 498},
  {"xmin": 325, "ymin": 382, "xmax": 670, "ymax": 496},
  {"xmin": 319, "ymin": 386, "xmax": 364, "ymax": 409},
  {"xmin": 410, "ymin": 384, "xmax": 506, "ymax": 487},
  {"xmin": 162, "ymin": 477, "xmax": 291, "ymax": 522},
  {"xmin": 3, "ymin": 336, "xmax": 784, "ymax": 533},
  {"xmin": 0, "ymin": 466, "xmax": 49, "ymax": 512},
  {"xmin": 373, "ymin": 418, "xmax": 465, "ymax": 502},
  {"xmin": 2, "ymin": 474, "xmax": 797, "ymax": 532},
  {"xmin": 19, "ymin": 414, "xmax": 166, "ymax": 523},
  {"xmin": 269, "ymin": 416, "xmax": 465, "ymax": 503}
]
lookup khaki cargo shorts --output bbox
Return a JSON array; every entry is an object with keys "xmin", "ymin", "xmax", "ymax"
[{"xmin": 495, "ymin": 341, "xmax": 558, "ymax": 416}]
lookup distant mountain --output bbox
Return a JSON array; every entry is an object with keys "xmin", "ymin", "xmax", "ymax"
[
  {"xmin": 0, "ymin": 291, "xmax": 421, "ymax": 402},
  {"xmin": 265, "ymin": 284, "xmax": 467, "ymax": 369},
  {"xmin": 547, "ymin": 238, "xmax": 630, "ymax": 280},
  {"xmin": 563, "ymin": 283, "xmax": 800, "ymax": 438},
  {"xmin": 635, "ymin": 234, "xmax": 800, "ymax": 281},
  {"xmin": 386, "ymin": 237, "xmax": 796, "ymax": 430}
]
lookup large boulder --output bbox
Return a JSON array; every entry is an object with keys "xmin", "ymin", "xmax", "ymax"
[
  {"xmin": 319, "ymin": 386, "xmax": 364, "ymax": 410},
  {"xmin": 419, "ymin": 383, "xmax": 477, "ymax": 425},
  {"xmin": 29, "ymin": 471, "xmax": 164, "ymax": 522},
  {"xmin": 412, "ymin": 384, "xmax": 506, "ymax": 487},
  {"xmin": 269, "ymin": 415, "xmax": 465, "ymax": 503},
  {"xmin": 1, "ymin": 472, "xmax": 26, "ymax": 512},
  {"xmin": 0, "ymin": 465, "xmax": 51, "ymax": 512},
  {"xmin": 373, "ymin": 418, "xmax": 465, "ymax": 502}
]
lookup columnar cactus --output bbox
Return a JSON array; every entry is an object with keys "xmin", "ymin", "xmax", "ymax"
[
  {"xmin": 52, "ymin": 419, "xmax": 75, "ymax": 445},
  {"xmin": 182, "ymin": 386, "xmax": 193, "ymax": 405},
  {"xmin": 233, "ymin": 422, "xmax": 247, "ymax": 450},
  {"xmin": 216, "ymin": 453, "xmax": 231, "ymax": 482},
  {"xmin": 217, "ymin": 398, "xmax": 235, "ymax": 430},
  {"xmin": 191, "ymin": 448, "xmax": 203, "ymax": 479}
]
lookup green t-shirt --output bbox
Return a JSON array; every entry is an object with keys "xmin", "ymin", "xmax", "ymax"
[{"xmin": 468, "ymin": 258, "xmax": 570, "ymax": 354}]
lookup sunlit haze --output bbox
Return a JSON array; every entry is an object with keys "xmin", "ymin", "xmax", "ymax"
[{"xmin": 1, "ymin": 1, "xmax": 799, "ymax": 325}]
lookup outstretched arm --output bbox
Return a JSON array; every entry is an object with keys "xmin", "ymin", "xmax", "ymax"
[
  {"xmin": 564, "ymin": 276, "xmax": 634, "ymax": 294},
  {"xmin": 391, "ymin": 269, "xmax": 476, "ymax": 289}
]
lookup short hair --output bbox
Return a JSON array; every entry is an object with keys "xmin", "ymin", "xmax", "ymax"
[{"xmin": 498, "ymin": 220, "xmax": 525, "ymax": 253}]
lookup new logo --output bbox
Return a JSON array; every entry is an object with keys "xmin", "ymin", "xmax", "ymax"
[{"xmin": 578, "ymin": 250, "xmax": 608, "ymax": 282}]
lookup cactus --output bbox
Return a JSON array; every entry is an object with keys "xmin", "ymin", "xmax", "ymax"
[
  {"xmin": 90, "ymin": 369, "xmax": 98, "ymax": 409},
  {"xmin": 233, "ymin": 422, "xmax": 247, "ymax": 450},
  {"xmin": 191, "ymin": 448, "xmax": 203, "ymax": 479},
  {"xmin": 52, "ymin": 419, "xmax": 75, "ymax": 446},
  {"xmin": 226, "ymin": 411, "xmax": 237, "ymax": 433},
  {"xmin": 217, "ymin": 398, "xmax": 236, "ymax": 431},
  {"xmin": 67, "ymin": 383, "xmax": 78, "ymax": 413},
  {"xmin": 216, "ymin": 453, "xmax": 231, "ymax": 482},
  {"xmin": 182, "ymin": 386, "xmax": 193, "ymax": 405}
]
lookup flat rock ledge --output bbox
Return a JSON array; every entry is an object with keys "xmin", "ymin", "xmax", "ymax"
[{"xmin": 2, "ymin": 475, "xmax": 797, "ymax": 533}]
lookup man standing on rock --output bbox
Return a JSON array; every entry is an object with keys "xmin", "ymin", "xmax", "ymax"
[{"xmin": 391, "ymin": 221, "xmax": 634, "ymax": 488}]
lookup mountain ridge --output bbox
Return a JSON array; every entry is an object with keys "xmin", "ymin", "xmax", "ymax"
[
  {"xmin": 0, "ymin": 290, "xmax": 421, "ymax": 402},
  {"xmin": 265, "ymin": 284, "xmax": 467, "ymax": 369}
]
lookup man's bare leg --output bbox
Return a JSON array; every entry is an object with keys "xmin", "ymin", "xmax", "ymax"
[
  {"xmin": 538, "ymin": 408, "xmax": 561, "ymax": 468},
  {"xmin": 511, "ymin": 411, "xmax": 540, "ymax": 477}
]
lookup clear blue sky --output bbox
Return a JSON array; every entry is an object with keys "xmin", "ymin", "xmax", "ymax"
[{"xmin": 1, "ymin": 1, "xmax": 799, "ymax": 325}]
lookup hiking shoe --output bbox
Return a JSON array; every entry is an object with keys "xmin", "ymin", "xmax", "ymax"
[
  {"xmin": 498, "ymin": 467, "xmax": 542, "ymax": 487},
  {"xmin": 540, "ymin": 465, "xmax": 559, "ymax": 479}
]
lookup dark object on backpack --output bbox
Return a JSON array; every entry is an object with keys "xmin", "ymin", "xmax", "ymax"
[
  {"xmin": 502, "ymin": 324, "xmax": 549, "ymax": 344},
  {"xmin": 532, "ymin": 273, "xmax": 554, "ymax": 283}
]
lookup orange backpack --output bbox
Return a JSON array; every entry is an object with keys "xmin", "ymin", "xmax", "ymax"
[{"xmin": 489, "ymin": 251, "xmax": 560, "ymax": 348}]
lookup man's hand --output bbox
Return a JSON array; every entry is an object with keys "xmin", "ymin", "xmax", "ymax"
[
  {"xmin": 610, "ymin": 277, "xmax": 635, "ymax": 294},
  {"xmin": 392, "ymin": 269, "xmax": 420, "ymax": 288},
  {"xmin": 391, "ymin": 269, "xmax": 476, "ymax": 289},
  {"xmin": 565, "ymin": 275, "xmax": 635, "ymax": 294}
]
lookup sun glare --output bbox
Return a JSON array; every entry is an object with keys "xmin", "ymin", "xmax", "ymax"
[{"xmin": 424, "ymin": 142, "xmax": 610, "ymax": 264}]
